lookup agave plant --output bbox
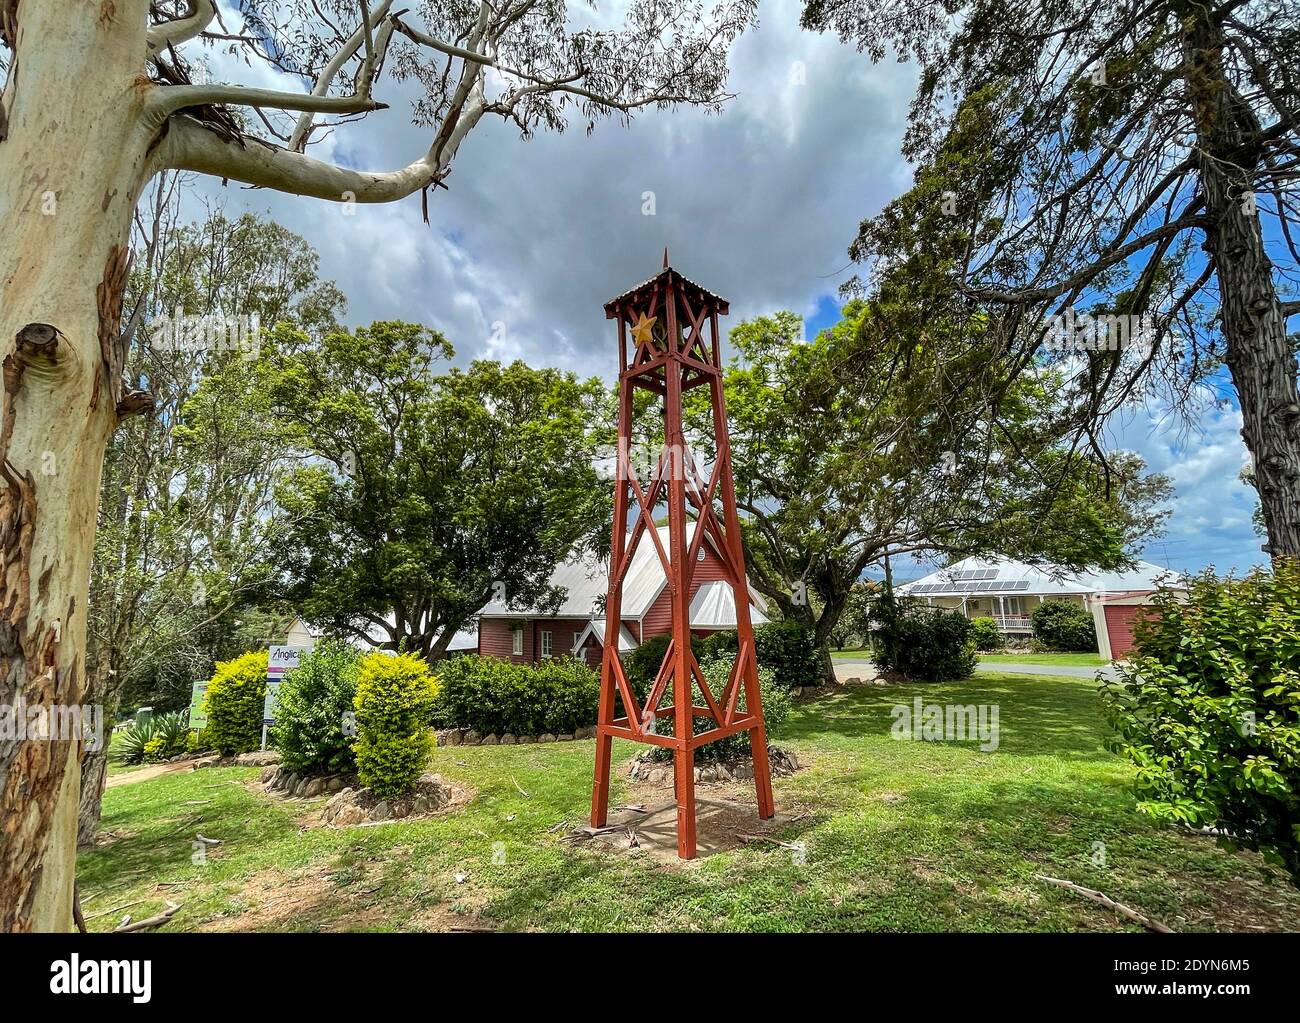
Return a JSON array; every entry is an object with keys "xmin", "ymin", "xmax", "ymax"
[{"xmin": 114, "ymin": 710, "xmax": 191, "ymax": 765}]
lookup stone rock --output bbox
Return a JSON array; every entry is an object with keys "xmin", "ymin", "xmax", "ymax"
[
  {"xmin": 412, "ymin": 795, "xmax": 430, "ymax": 815},
  {"xmin": 519, "ymin": 735, "xmax": 537, "ymax": 745},
  {"xmin": 693, "ymin": 767, "xmax": 702, "ymax": 781},
  {"xmin": 735, "ymin": 763, "xmax": 753, "ymax": 780},
  {"xmin": 647, "ymin": 768, "xmax": 667, "ymax": 784},
  {"xmin": 539, "ymin": 733, "xmax": 556, "ymax": 743},
  {"xmin": 417, "ymin": 772, "xmax": 442, "ymax": 787},
  {"xmin": 785, "ymin": 751, "xmax": 800, "ymax": 771},
  {"xmin": 337, "ymin": 804, "xmax": 365, "ymax": 827},
  {"xmin": 463, "ymin": 729, "xmax": 482, "ymax": 745},
  {"xmin": 370, "ymin": 800, "xmax": 391, "ymax": 821},
  {"xmin": 282, "ymin": 772, "xmax": 298, "ymax": 792},
  {"xmin": 446, "ymin": 729, "xmax": 462, "ymax": 746},
  {"xmin": 234, "ymin": 750, "xmax": 281, "ymax": 767},
  {"xmin": 500, "ymin": 733, "xmax": 517, "ymax": 745},
  {"xmin": 303, "ymin": 777, "xmax": 326, "ymax": 798},
  {"xmin": 556, "ymin": 732, "xmax": 574, "ymax": 742},
  {"xmin": 327, "ymin": 777, "xmax": 344, "ymax": 792},
  {"xmin": 390, "ymin": 800, "xmax": 410, "ymax": 819},
  {"xmin": 482, "ymin": 733, "xmax": 499, "ymax": 745},
  {"xmin": 294, "ymin": 778, "xmax": 310, "ymax": 796},
  {"xmin": 261, "ymin": 767, "xmax": 276, "ymax": 783}
]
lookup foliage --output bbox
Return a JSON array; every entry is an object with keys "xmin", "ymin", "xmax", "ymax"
[
  {"xmin": 625, "ymin": 623, "xmax": 818, "ymax": 696},
  {"xmin": 1032, "ymin": 599, "xmax": 1098, "ymax": 652},
  {"xmin": 1101, "ymin": 565, "xmax": 1300, "ymax": 885},
  {"xmin": 873, "ymin": 598, "xmax": 978, "ymax": 681},
  {"xmin": 113, "ymin": 710, "xmax": 192, "ymax": 765},
  {"xmin": 353, "ymin": 652, "xmax": 440, "ymax": 799},
  {"xmin": 203, "ymin": 652, "xmax": 268, "ymax": 756},
  {"xmin": 830, "ymin": 582, "xmax": 874, "ymax": 649},
  {"xmin": 263, "ymin": 322, "xmax": 610, "ymax": 659},
  {"xmin": 799, "ymin": 0, "xmax": 1297, "ymax": 551},
  {"xmin": 644, "ymin": 654, "xmax": 791, "ymax": 762},
  {"xmin": 268, "ymin": 640, "xmax": 362, "ymax": 775},
  {"xmin": 686, "ymin": 304, "xmax": 1170, "ymax": 685},
  {"xmin": 969, "ymin": 617, "xmax": 1003, "ymax": 652},
  {"xmin": 431, "ymin": 654, "xmax": 600, "ymax": 737}
]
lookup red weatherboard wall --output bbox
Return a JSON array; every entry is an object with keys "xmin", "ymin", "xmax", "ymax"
[
  {"xmin": 1104, "ymin": 604, "xmax": 1153, "ymax": 659},
  {"xmin": 477, "ymin": 616, "xmax": 593, "ymax": 664},
  {"xmin": 640, "ymin": 543, "xmax": 731, "ymax": 638}
]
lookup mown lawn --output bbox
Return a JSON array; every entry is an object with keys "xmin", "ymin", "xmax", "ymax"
[{"xmin": 78, "ymin": 672, "xmax": 1300, "ymax": 932}]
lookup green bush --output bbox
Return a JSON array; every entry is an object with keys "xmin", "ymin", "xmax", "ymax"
[
  {"xmin": 1100, "ymin": 565, "xmax": 1300, "ymax": 885},
  {"xmin": 872, "ymin": 599, "xmax": 977, "ymax": 681},
  {"xmin": 625, "ymin": 623, "xmax": 818, "ymax": 693},
  {"xmin": 353, "ymin": 651, "xmax": 439, "ymax": 798},
  {"xmin": 969, "ymin": 616, "xmax": 1003, "ymax": 652},
  {"xmin": 268, "ymin": 640, "xmax": 361, "ymax": 775},
  {"xmin": 432, "ymin": 654, "xmax": 600, "ymax": 735},
  {"xmin": 203, "ymin": 651, "xmax": 268, "ymax": 756},
  {"xmin": 753, "ymin": 621, "xmax": 820, "ymax": 689},
  {"xmin": 1031, "ymin": 598, "xmax": 1097, "ymax": 652},
  {"xmin": 644, "ymin": 654, "xmax": 790, "ymax": 762}
]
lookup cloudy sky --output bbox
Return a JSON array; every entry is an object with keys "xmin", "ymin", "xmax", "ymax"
[{"xmin": 192, "ymin": 0, "xmax": 1260, "ymax": 577}]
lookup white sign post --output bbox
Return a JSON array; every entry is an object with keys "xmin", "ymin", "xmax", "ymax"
[{"xmin": 263, "ymin": 645, "xmax": 307, "ymax": 749}]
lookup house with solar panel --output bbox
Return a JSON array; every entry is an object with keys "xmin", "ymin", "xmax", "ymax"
[{"xmin": 897, "ymin": 556, "xmax": 1179, "ymax": 650}]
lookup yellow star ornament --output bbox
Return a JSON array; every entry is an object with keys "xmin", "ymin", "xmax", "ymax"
[{"xmin": 630, "ymin": 312, "xmax": 657, "ymax": 348}]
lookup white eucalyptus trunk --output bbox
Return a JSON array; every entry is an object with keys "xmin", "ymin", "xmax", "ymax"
[{"xmin": 0, "ymin": 0, "xmax": 161, "ymax": 931}]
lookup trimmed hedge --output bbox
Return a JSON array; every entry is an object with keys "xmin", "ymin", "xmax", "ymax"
[
  {"xmin": 1031, "ymin": 598, "xmax": 1097, "ymax": 651},
  {"xmin": 1101, "ymin": 565, "xmax": 1300, "ymax": 885},
  {"xmin": 431, "ymin": 654, "xmax": 599, "ymax": 736},
  {"xmin": 204, "ymin": 651, "xmax": 267, "ymax": 755},
  {"xmin": 353, "ymin": 651, "xmax": 439, "ymax": 798},
  {"xmin": 268, "ymin": 640, "xmax": 361, "ymax": 775}
]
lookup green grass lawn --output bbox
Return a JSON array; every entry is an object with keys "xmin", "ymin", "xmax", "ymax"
[
  {"xmin": 979, "ymin": 652, "xmax": 1108, "ymax": 667},
  {"xmin": 830, "ymin": 647, "xmax": 871, "ymax": 659},
  {"xmin": 77, "ymin": 671, "xmax": 1300, "ymax": 932}
]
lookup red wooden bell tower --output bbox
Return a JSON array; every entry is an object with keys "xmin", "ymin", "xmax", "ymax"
[{"xmin": 591, "ymin": 254, "xmax": 775, "ymax": 859}]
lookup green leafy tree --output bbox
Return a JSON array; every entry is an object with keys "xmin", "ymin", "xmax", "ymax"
[
  {"xmin": 689, "ymin": 302, "xmax": 1171, "ymax": 682},
  {"xmin": 801, "ymin": 0, "xmax": 1300, "ymax": 558},
  {"xmin": 1031, "ymin": 598, "xmax": 1099, "ymax": 652},
  {"xmin": 263, "ymin": 321, "xmax": 610, "ymax": 659}
]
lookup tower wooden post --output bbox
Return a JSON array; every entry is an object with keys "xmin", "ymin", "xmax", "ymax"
[{"xmin": 590, "ymin": 255, "xmax": 775, "ymax": 859}]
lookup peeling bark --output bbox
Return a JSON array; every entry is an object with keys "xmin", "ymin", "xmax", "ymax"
[{"xmin": 0, "ymin": 0, "xmax": 161, "ymax": 931}]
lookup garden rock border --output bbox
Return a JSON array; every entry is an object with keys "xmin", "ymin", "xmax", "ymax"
[
  {"xmin": 626, "ymin": 747, "xmax": 800, "ymax": 785},
  {"xmin": 262, "ymin": 764, "xmax": 352, "ymax": 799},
  {"xmin": 319, "ymin": 772, "xmax": 460, "ymax": 826},
  {"xmin": 437, "ymin": 725, "xmax": 596, "ymax": 747}
]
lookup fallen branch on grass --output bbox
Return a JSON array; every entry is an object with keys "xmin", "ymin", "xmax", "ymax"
[
  {"xmin": 511, "ymin": 776, "xmax": 529, "ymax": 797},
  {"xmin": 1033, "ymin": 875, "xmax": 1175, "ymax": 933},
  {"xmin": 85, "ymin": 899, "xmax": 147, "ymax": 922},
  {"xmin": 738, "ymin": 834, "xmax": 801, "ymax": 850},
  {"xmin": 114, "ymin": 902, "xmax": 181, "ymax": 933},
  {"xmin": 195, "ymin": 833, "xmax": 222, "ymax": 845}
]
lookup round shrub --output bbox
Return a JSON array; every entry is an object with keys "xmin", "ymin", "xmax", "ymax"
[
  {"xmin": 872, "ymin": 600, "xmax": 977, "ymax": 681},
  {"xmin": 753, "ymin": 621, "xmax": 820, "ymax": 689},
  {"xmin": 353, "ymin": 651, "xmax": 439, "ymax": 798},
  {"xmin": 1031, "ymin": 598, "xmax": 1097, "ymax": 652},
  {"xmin": 969, "ymin": 616, "xmax": 1002, "ymax": 652},
  {"xmin": 204, "ymin": 652, "xmax": 267, "ymax": 755},
  {"xmin": 1101, "ymin": 565, "xmax": 1300, "ymax": 885},
  {"xmin": 268, "ymin": 640, "xmax": 361, "ymax": 775}
]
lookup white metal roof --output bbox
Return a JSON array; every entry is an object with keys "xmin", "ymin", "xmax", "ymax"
[
  {"xmin": 573, "ymin": 618, "xmax": 638, "ymax": 653},
  {"xmin": 898, "ymin": 555, "xmax": 1181, "ymax": 599},
  {"xmin": 688, "ymin": 581, "xmax": 771, "ymax": 629}
]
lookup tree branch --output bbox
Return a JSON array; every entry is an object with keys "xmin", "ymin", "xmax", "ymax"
[{"xmin": 146, "ymin": 0, "xmax": 217, "ymax": 54}]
